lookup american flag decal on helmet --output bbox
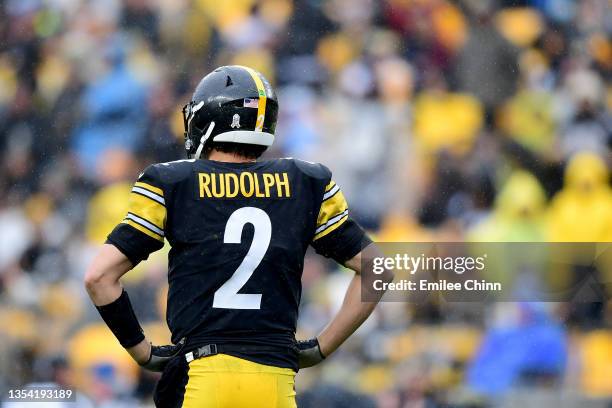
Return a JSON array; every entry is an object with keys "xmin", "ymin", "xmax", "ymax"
[{"xmin": 243, "ymin": 98, "xmax": 258, "ymax": 108}]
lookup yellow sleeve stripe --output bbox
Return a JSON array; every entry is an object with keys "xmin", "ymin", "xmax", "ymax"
[
  {"xmin": 122, "ymin": 219, "xmax": 164, "ymax": 242},
  {"xmin": 134, "ymin": 181, "xmax": 164, "ymax": 197},
  {"xmin": 314, "ymin": 187, "xmax": 349, "ymax": 241},
  {"xmin": 314, "ymin": 211, "xmax": 349, "ymax": 240},
  {"xmin": 324, "ymin": 181, "xmax": 336, "ymax": 192},
  {"xmin": 323, "ymin": 184, "xmax": 340, "ymax": 201},
  {"xmin": 132, "ymin": 186, "xmax": 165, "ymax": 205},
  {"xmin": 240, "ymin": 66, "xmax": 267, "ymax": 132},
  {"xmin": 317, "ymin": 189, "xmax": 348, "ymax": 225},
  {"xmin": 127, "ymin": 192, "xmax": 166, "ymax": 230}
]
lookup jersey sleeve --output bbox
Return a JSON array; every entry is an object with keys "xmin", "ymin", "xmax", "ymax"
[
  {"xmin": 106, "ymin": 165, "xmax": 167, "ymax": 265},
  {"xmin": 311, "ymin": 180, "xmax": 372, "ymax": 264}
]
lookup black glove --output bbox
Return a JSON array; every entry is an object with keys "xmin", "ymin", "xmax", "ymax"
[
  {"xmin": 297, "ymin": 338, "xmax": 326, "ymax": 369},
  {"xmin": 140, "ymin": 338, "xmax": 185, "ymax": 372}
]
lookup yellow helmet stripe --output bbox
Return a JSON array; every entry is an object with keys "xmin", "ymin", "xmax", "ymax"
[{"xmin": 240, "ymin": 66, "xmax": 267, "ymax": 132}]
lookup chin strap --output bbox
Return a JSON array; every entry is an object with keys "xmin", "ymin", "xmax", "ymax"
[{"xmin": 194, "ymin": 121, "xmax": 216, "ymax": 160}]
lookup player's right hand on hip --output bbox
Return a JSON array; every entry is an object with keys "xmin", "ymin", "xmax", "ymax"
[
  {"xmin": 297, "ymin": 338, "xmax": 326, "ymax": 369},
  {"xmin": 140, "ymin": 338, "xmax": 185, "ymax": 372}
]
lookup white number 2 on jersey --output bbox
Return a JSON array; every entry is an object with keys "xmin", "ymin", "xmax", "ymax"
[{"xmin": 212, "ymin": 207, "xmax": 271, "ymax": 309}]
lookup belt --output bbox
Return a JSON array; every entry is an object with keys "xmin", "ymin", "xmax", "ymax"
[
  {"xmin": 184, "ymin": 343, "xmax": 296, "ymax": 363},
  {"xmin": 185, "ymin": 344, "xmax": 218, "ymax": 362}
]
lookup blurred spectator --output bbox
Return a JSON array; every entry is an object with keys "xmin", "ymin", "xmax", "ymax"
[
  {"xmin": 413, "ymin": 74, "xmax": 484, "ymax": 157},
  {"xmin": 0, "ymin": 0, "xmax": 610, "ymax": 405},
  {"xmin": 467, "ymin": 303, "xmax": 567, "ymax": 397},
  {"xmin": 548, "ymin": 152, "xmax": 612, "ymax": 242},
  {"xmin": 455, "ymin": 3, "xmax": 520, "ymax": 121},
  {"xmin": 71, "ymin": 40, "xmax": 149, "ymax": 175},
  {"xmin": 469, "ymin": 171, "xmax": 547, "ymax": 242},
  {"xmin": 558, "ymin": 67, "xmax": 611, "ymax": 160}
]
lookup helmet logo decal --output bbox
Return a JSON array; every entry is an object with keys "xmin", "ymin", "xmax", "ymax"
[{"xmin": 231, "ymin": 113, "xmax": 241, "ymax": 129}]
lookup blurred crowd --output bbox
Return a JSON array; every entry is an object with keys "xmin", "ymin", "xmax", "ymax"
[{"xmin": 0, "ymin": 0, "xmax": 611, "ymax": 406}]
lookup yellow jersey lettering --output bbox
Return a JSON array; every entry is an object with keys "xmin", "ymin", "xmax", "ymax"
[
  {"xmin": 240, "ymin": 172, "xmax": 254, "ymax": 197},
  {"xmin": 253, "ymin": 173, "xmax": 265, "ymax": 198},
  {"xmin": 199, "ymin": 173, "xmax": 211, "ymax": 198},
  {"xmin": 211, "ymin": 173, "xmax": 225, "ymax": 198},
  {"xmin": 225, "ymin": 173, "xmax": 239, "ymax": 198},
  {"xmin": 262, "ymin": 173, "xmax": 275, "ymax": 197},
  {"xmin": 197, "ymin": 172, "xmax": 291, "ymax": 199},
  {"xmin": 275, "ymin": 172, "xmax": 290, "ymax": 198}
]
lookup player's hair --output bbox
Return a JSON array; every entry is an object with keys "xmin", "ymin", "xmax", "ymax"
[{"xmin": 204, "ymin": 141, "xmax": 267, "ymax": 160}]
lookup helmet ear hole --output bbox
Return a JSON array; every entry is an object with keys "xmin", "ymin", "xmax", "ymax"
[{"xmin": 226, "ymin": 76, "xmax": 233, "ymax": 87}]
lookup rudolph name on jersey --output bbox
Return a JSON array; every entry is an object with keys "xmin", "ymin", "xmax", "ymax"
[{"xmin": 198, "ymin": 172, "xmax": 291, "ymax": 199}]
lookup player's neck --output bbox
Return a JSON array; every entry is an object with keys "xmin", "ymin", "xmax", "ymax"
[{"xmin": 207, "ymin": 150, "xmax": 256, "ymax": 163}]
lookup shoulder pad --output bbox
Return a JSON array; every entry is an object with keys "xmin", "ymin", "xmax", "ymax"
[
  {"xmin": 291, "ymin": 158, "xmax": 332, "ymax": 181},
  {"xmin": 149, "ymin": 159, "xmax": 196, "ymax": 184}
]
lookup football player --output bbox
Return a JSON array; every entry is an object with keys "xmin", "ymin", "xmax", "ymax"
[{"xmin": 85, "ymin": 65, "xmax": 384, "ymax": 407}]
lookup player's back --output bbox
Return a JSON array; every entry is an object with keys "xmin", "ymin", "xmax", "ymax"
[
  {"xmin": 166, "ymin": 157, "xmax": 332, "ymax": 369},
  {"xmin": 110, "ymin": 157, "xmax": 338, "ymax": 369}
]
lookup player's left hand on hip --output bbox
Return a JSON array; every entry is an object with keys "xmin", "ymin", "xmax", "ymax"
[
  {"xmin": 297, "ymin": 338, "xmax": 326, "ymax": 369},
  {"xmin": 140, "ymin": 338, "xmax": 186, "ymax": 372}
]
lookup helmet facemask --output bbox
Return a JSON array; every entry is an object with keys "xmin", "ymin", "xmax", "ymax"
[{"xmin": 182, "ymin": 101, "xmax": 215, "ymax": 159}]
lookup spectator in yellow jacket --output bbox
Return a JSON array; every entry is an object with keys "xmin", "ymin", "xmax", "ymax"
[{"xmin": 548, "ymin": 152, "xmax": 612, "ymax": 242}]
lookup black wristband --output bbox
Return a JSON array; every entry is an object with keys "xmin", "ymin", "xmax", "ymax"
[{"xmin": 95, "ymin": 290, "xmax": 145, "ymax": 348}]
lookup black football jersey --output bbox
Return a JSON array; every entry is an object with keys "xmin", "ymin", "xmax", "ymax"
[{"xmin": 107, "ymin": 158, "xmax": 371, "ymax": 370}]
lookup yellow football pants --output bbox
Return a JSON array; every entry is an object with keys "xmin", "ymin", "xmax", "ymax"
[{"xmin": 182, "ymin": 354, "xmax": 297, "ymax": 408}]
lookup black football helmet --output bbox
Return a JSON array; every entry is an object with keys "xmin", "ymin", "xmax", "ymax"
[{"xmin": 182, "ymin": 65, "xmax": 279, "ymax": 159}]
